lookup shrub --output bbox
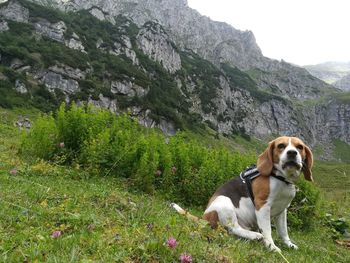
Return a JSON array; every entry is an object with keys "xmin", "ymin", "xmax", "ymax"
[
  {"xmin": 288, "ymin": 179, "xmax": 321, "ymax": 230},
  {"xmin": 21, "ymin": 113, "xmax": 58, "ymax": 160}
]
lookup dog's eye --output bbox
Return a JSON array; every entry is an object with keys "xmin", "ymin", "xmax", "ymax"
[
  {"xmin": 277, "ymin": 143, "xmax": 286, "ymax": 149},
  {"xmin": 296, "ymin": 145, "xmax": 304, "ymax": 150}
]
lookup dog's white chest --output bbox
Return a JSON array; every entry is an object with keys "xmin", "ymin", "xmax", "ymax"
[{"xmin": 268, "ymin": 178, "xmax": 296, "ymax": 216}]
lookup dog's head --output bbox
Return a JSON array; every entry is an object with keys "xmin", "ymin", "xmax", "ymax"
[{"xmin": 257, "ymin": 136, "xmax": 314, "ymax": 182}]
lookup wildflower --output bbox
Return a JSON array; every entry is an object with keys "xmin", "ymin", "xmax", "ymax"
[
  {"xmin": 179, "ymin": 252, "xmax": 192, "ymax": 263},
  {"xmin": 155, "ymin": 169, "xmax": 162, "ymax": 176},
  {"xmin": 59, "ymin": 142, "xmax": 65, "ymax": 148},
  {"xmin": 9, "ymin": 168, "xmax": 17, "ymax": 175},
  {"xmin": 166, "ymin": 237, "xmax": 177, "ymax": 248},
  {"xmin": 171, "ymin": 166, "xmax": 177, "ymax": 174},
  {"xmin": 51, "ymin": 230, "xmax": 62, "ymax": 238}
]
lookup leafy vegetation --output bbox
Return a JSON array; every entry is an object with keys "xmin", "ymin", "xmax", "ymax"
[{"xmin": 21, "ymin": 103, "xmax": 255, "ymax": 206}]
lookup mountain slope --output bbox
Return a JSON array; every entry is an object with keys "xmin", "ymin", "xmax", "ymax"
[
  {"xmin": 28, "ymin": 0, "xmax": 335, "ymax": 101},
  {"xmin": 304, "ymin": 61, "xmax": 350, "ymax": 85},
  {"xmin": 334, "ymin": 73, "xmax": 350, "ymax": 91},
  {"xmin": 1, "ymin": 0, "xmax": 350, "ymax": 160}
]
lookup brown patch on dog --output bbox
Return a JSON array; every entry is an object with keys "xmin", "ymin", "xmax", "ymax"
[
  {"xmin": 203, "ymin": 210, "xmax": 219, "ymax": 229},
  {"xmin": 252, "ymin": 175, "xmax": 270, "ymax": 210},
  {"xmin": 257, "ymin": 140, "xmax": 275, "ymax": 176}
]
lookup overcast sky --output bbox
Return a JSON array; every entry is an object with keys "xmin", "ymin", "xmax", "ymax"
[{"xmin": 187, "ymin": 0, "xmax": 350, "ymax": 66}]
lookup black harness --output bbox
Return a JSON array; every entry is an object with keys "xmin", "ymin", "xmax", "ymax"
[{"xmin": 239, "ymin": 164, "xmax": 291, "ymax": 206}]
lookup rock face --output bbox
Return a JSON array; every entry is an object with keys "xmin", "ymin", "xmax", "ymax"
[
  {"xmin": 15, "ymin": 79, "xmax": 28, "ymax": 93},
  {"xmin": 334, "ymin": 73, "xmax": 350, "ymax": 91},
  {"xmin": 27, "ymin": 0, "xmax": 334, "ymax": 100},
  {"xmin": 0, "ymin": 0, "xmax": 29, "ymax": 23},
  {"xmin": 37, "ymin": 70, "xmax": 79, "ymax": 94},
  {"xmin": 136, "ymin": 22, "xmax": 181, "ymax": 73},
  {"xmin": 304, "ymin": 61, "xmax": 350, "ymax": 84},
  {"xmin": 34, "ymin": 19, "xmax": 67, "ymax": 42},
  {"xmin": 111, "ymin": 80, "xmax": 148, "ymax": 97},
  {"xmin": 0, "ymin": 19, "xmax": 9, "ymax": 31},
  {"xmin": 65, "ymin": 32, "xmax": 86, "ymax": 53}
]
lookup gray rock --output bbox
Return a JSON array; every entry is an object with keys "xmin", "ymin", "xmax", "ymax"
[
  {"xmin": 0, "ymin": 0, "xmax": 29, "ymax": 23},
  {"xmin": 334, "ymin": 73, "xmax": 350, "ymax": 91},
  {"xmin": 34, "ymin": 19, "xmax": 67, "ymax": 42},
  {"xmin": 49, "ymin": 64, "xmax": 88, "ymax": 80},
  {"xmin": 88, "ymin": 94, "xmax": 118, "ymax": 113},
  {"xmin": 65, "ymin": 33, "xmax": 86, "ymax": 53},
  {"xmin": 15, "ymin": 79, "xmax": 28, "ymax": 94},
  {"xmin": 136, "ymin": 22, "xmax": 181, "ymax": 73},
  {"xmin": 39, "ymin": 71, "xmax": 79, "ymax": 94},
  {"xmin": 111, "ymin": 80, "xmax": 148, "ymax": 97},
  {"xmin": 15, "ymin": 117, "xmax": 31, "ymax": 130},
  {"xmin": 0, "ymin": 19, "xmax": 9, "ymax": 32},
  {"xmin": 136, "ymin": 108, "xmax": 176, "ymax": 135}
]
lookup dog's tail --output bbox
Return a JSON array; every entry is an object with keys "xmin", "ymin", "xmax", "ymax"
[{"xmin": 170, "ymin": 203, "xmax": 201, "ymax": 221}]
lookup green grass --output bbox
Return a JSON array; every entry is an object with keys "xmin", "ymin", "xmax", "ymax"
[
  {"xmin": 332, "ymin": 139, "xmax": 350, "ymax": 163},
  {"xmin": 0, "ymin": 107, "xmax": 349, "ymax": 262}
]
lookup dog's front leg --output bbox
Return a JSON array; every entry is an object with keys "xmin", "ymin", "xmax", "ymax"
[
  {"xmin": 256, "ymin": 205, "xmax": 281, "ymax": 252},
  {"xmin": 275, "ymin": 209, "xmax": 298, "ymax": 249}
]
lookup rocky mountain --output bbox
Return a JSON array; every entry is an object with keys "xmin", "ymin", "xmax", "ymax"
[
  {"xmin": 304, "ymin": 61, "xmax": 350, "ymax": 85},
  {"xmin": 334, "ymin": 73, "xmax": 350, "ymax": 91},
  {"xmin": 1, "ymin": 0, "xmax": 350, "ymax": 161}
]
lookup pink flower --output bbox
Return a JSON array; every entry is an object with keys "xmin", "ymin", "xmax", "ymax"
[
  {"xmin": 166, "ymin": 237, "xmax": 177, "ymax": 248},
  {"xmin": 51, "ymin": 230, "xmax": 62, "ymax": 238},
  {"xmin": 9, "ymin": 168, "xmax": 17, "ymax": 175},
  {"xmin": 155, "ymin": 170, "xmax": 162, "ymax": 176},
  {"xmin": 179, "ymin": 252, "xmax": 192, "ymax": 263},
  {"xmin": 171, "ymin": 166, "xmax": 177, "ymax": 174},
  {"xmin": 59, "ymin": 142, "xmax": 65, "ymax": 148}
]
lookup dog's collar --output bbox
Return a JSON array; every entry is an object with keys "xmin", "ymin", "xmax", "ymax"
[{"xmin": 270, "ymin": 172, "xmax": 292, "ymax": 185}]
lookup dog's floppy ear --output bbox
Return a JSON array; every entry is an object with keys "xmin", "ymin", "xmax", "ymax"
[
  {"xmin": 303, "ymin": 145, "xmax": 314, "ymax": 182},
  {"xmin": 257, "ymin": 140, "xmax": 275, "ymax": 176}
]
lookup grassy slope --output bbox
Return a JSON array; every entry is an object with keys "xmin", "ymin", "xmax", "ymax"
[{"xmin": 0, "ymin": 108, "xmax": 349, "ymax": 262}]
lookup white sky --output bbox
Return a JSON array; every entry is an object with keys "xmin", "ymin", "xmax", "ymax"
[{"xmin": 187, "ymin": 0, "xmax": 350, "ymax": 66}]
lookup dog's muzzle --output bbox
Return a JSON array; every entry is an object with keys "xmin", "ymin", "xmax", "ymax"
[{"xmin": 282, "ymin": 160, "xmax": 302, "ymax": 170}]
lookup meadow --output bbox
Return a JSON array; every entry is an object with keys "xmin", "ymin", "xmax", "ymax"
[{"xmin": 0, "ymin": 106, "xmax": 349, "ymax": 262}]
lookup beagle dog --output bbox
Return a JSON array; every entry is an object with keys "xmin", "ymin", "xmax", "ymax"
[{"xmin": 172, "ymin": 136, "xmax": 313, "ymax": 252}]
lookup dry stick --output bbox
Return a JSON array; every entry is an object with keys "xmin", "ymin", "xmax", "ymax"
[{"xmin": 276, "ymin": 250, "xmax": 291, "ymax": 263}]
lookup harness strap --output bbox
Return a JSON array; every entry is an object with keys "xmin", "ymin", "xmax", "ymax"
[
  {"xmin": 239, "ymin": 165, "xmax": 291, "ymax": 206},
  {"xmin": 239, "ymin": 165, "xmax": 259, "ymax": 205}
]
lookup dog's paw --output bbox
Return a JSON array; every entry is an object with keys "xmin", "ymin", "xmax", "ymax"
[
  {"xmin": 265, "ymin": 240, "xmax": 281, "ymax": 253},
  {"xmin": 252, "ymin": 232, "xmax": 264, "ymax": 240},
  {"xmin": 287, "ymin": 242, "xmax": 298, "ymax": 250},
  {"xmin": 270, "ymin": 245, "xmax": 281, "ymax": 253}
]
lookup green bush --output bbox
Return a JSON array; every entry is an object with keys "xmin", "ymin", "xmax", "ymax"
[
  {"xmin": 21, "ymin": 103, "xmax": 254, "ymax": 205},
  {"xmin": 20, "ymin": 113, "xmax": 58, "ymax": 160},
  {"xmin": 288, "ymin": 179, "xmax": 321, "ymax": 230},
  {"xmin": 21, "ymin": 103, "xmax": 321, "ymax": 229}
]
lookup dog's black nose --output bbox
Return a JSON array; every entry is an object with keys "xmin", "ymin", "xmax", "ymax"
[{"xmin": 287, "ymin": 150, "xmax": 297, "ymax": 157}]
